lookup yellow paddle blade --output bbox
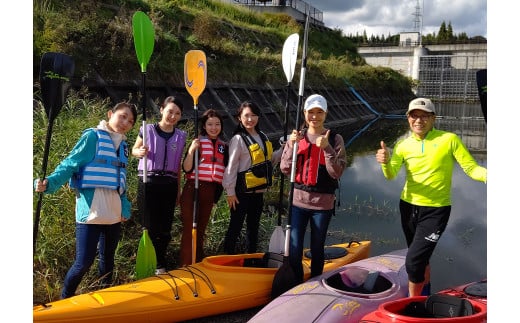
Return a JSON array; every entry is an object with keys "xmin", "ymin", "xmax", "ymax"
[
  {"xmin": 135, "ymin": 229, "xmax": 157, "ymax": 279},
  {"xmin": 184, "ymin": 50, "xmax": 207, "ymax": 105}
]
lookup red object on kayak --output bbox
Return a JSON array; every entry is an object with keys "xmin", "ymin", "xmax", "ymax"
[{"xmin": 360, "ymin": 280, "xmax": 487, "ymax": 322}]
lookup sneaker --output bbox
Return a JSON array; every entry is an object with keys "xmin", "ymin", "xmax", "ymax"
[{"xmin": 155, "ymin": 268, "xmax": 166, "ymax": 275}]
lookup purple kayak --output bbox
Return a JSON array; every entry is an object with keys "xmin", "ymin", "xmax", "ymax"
[{"xmin": 249, "ymin": 249, "xmax": 409, "ymax": 323}]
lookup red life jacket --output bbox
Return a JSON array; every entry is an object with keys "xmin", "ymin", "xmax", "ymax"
[
  {"xmin": 294, "ymin": 130, "xmax": 338, "ymax": 194},
  {"xmin": 186, "ymin": 137, "xmax": 226, "ymax": 183}
]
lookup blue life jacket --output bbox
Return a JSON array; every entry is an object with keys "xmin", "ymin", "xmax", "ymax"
[{"xmin": 69, "ymin": 129, "xmax": 129, "ymax": 194}]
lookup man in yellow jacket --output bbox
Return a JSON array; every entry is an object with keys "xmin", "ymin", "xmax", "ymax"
[{"xmin": 376, "ymin": 98, "xmax": 487, "ymax": 297}]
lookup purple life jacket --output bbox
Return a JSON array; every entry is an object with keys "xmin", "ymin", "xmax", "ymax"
[{"xmin": 138, "ymin": 124, "xmax": 187, "ymax": 177}]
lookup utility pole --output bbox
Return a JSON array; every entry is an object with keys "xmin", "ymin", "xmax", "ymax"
[{"xmin": 412, "ymin": 0, "xmax": 424, "ymax": 46}]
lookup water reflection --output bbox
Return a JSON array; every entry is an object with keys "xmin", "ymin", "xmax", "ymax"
[{"xmin": 324, "ymin": 103, "xmax": 487, "ymax": 293}]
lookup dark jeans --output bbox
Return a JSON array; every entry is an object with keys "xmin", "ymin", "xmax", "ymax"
[
  {"xmin": 289, "ymin": 205, "xmax": 333, "ymax": 284},
  {"xmin": 223, "ymin": 192, "xmax": 263, "ymax": 254},
  {"xmin": 61, "ymin": 222, "xmax": 121, "ymax": 299}
]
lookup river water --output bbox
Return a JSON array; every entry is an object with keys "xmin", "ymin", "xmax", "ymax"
[{"xmin": 325, "ymin": 103, "xmax": 487, "ymax": 294}]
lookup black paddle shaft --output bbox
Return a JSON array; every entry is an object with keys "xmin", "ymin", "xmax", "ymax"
[
  {"xmin": 34, "ymin": 52, "xmax": 75, "ymax": 253},
  {"xmin": 476, "ymin": 69, "xmax": 487, "ymax": 122},
  {"xmin": 277, "ymin": 83, "xmax": 292, "ymax": 225}
]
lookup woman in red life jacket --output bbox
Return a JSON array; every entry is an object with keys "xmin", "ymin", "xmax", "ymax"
[
  {"xmin": 280, "ymin": 94, "xmax": 347, "ymax": 283},
  {"xmin": 132, "ymin": 96, "xmax": 187, "ymax": 274},
  {"xmin": 179, "ymin": 109, "xmax": 227, "ymax": 266}
]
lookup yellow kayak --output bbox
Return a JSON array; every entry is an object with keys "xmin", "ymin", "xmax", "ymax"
[{"xmin": 33, "ymin": 240, "xmax": 371, "ymax": 323}]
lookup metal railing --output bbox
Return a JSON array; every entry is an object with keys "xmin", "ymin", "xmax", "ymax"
[{"xmin": 222, "ymin": 0, "xmax": 323, "ymax": 23}]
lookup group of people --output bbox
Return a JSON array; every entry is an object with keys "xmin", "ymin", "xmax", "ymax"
[{"xmin": 34, "ymin": 95, "xmax": 486, "ymax": 300}]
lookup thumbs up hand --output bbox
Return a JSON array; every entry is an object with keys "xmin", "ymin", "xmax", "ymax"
[
  {"xmin": 376, "ymin": 140, "xmax": 389, "ymax": 164},
  {"xmin": 316, "ymin": 129, "xmax": 330, "ymax": 149}
]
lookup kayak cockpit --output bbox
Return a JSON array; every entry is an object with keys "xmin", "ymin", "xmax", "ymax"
[{"xmin": 324, "ymin": 266, "xmax": 395, "ymax": 298}]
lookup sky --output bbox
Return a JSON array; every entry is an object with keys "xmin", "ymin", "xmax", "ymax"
[{"xmin": 319, "ymin": 0, "xmax": 487, "ymax": 39}]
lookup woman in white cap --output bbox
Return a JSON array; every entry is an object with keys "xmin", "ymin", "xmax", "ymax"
[
  {"xmin": 376, "ymin": 97, "xmax": 487, "ymax": 297},
  {"xmin": 280, "ymin": 94, "xmax": 347, "ymax": 283}
]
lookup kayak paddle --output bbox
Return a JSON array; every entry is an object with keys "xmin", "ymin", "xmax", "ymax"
[
  {"xmin": 33, "ymin": 52, "xmax": 75, "ymax": 254},
  {"xmin": 269, "ymin": 33, "xmax": 299, "ymax": 254},
  {"xmin": 476, "ymin": 69, "xmax": 487, "ymax": 123},
  {"xmin": 272, "ymin": 12, "xmax": 310, "ymax": 299},
  {"xmin": 132, "ymin": 10, "xmax": 157, "ymax": 279},
  {"xmin": 184, "ymin": 49, "xmax": 207, "ymax": 264}
]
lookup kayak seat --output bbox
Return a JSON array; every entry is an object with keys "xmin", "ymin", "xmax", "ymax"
[
  {"xmin": 243, "ymin": 252, "xmax": 283, "ymax": 268},
  {"xmin": 304, "ymin": 246, "xmax": 348, "ymax": 260},
  {"xmin": 263, "ymin": 252, "xmax": 284, "ymax": 268},
  {"xmin": 402, "ymin": 301, "xmax": 434, "ymax": 318},
  {"xmin": 425, "ymin": 294, "xmax": 474, "ymax": 318}
]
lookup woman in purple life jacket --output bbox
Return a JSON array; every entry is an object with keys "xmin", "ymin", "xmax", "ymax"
[{"xmin": 132, "ymin": 96, "xmax": 187, "ymax": 273}]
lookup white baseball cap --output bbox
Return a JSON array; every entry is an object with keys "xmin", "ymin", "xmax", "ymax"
[
  {"xmin": 304, "ymin": 94, "xmax": 327, "ymax": 112},
  {"xmin": 407, "ymin": 98, "xmax": 435, "ymax": 115}
]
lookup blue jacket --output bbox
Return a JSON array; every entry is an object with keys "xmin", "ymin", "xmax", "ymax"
[{"xmin": 35, "ymin": 124, "xmax": 131, "ymax": 223}]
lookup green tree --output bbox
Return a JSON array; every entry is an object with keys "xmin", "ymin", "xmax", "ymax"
[
  {"xmin": 447, "ymin": 22, "xmax": 454, "ymax": 40},
  {"xmin": 438, "ymin": 21, "xmax": 448, "ymax": 41},
  {"xmin": 457, "ymin": 32, "xmax": 469, "ymax": 41}
]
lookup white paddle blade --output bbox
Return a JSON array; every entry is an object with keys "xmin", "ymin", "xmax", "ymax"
[
  {"xmin": 282, "ymin": 33, "xmax": 299, "ymax": 83},
  {"xmin": 269, "ymin": 226, "xmax": 286, "ymax": 254}
]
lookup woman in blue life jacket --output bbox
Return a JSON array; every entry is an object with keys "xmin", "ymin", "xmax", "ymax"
[
  {"xmin": 34, "ymin": 102, "xmax": 138, "ymax": 299},
  {"xmin": 179, "ymin": 109, "xmax": 228, "ymax": 266},
  {"xmin": 280, "ymin": 94, "xmax": 347, "ymax": 284},
  {"xmin": 222, "ymin": 101, "xmax": 284, "ymax": 254},
  {"xmin": 131, "ymin": 96, "xmax": 187, "ymax": 273}
]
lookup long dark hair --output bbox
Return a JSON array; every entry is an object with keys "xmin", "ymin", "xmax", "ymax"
[
  {"xmin": 232, "ymin": 101, "xmax": 262, "ymax": 136},
  {"xmin": 199, "ymin": 109, "xmax": 224, "ymax": 139}
]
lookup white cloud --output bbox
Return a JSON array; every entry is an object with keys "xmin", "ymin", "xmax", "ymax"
[{"xmin": 320, "ymin": 0, "xmax": 487, "ymax": 38}]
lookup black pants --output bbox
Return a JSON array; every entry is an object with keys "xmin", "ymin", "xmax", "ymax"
[
  {"xmin": 399, "ymin": 199, "xmax": 451, "ymax": 283},
  {"xmin": 223, "ymin": 192, "xmax": 263, "ymax": 254},
  {"xmin": 137, "ymin": 176, "xmax": 178, "ymax": 269}
]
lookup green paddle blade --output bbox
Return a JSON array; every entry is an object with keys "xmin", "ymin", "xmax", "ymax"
[
  {"xmin": 135, "ymin": 229, "xmax": 157, "ymax": 279},
  {"xmin": 184, "ymin": 50, "xmax": 207, "ymax": 105},
  {"xmin": 132, "ymin": 11, "xmax": 155, "ymax": 73}
]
